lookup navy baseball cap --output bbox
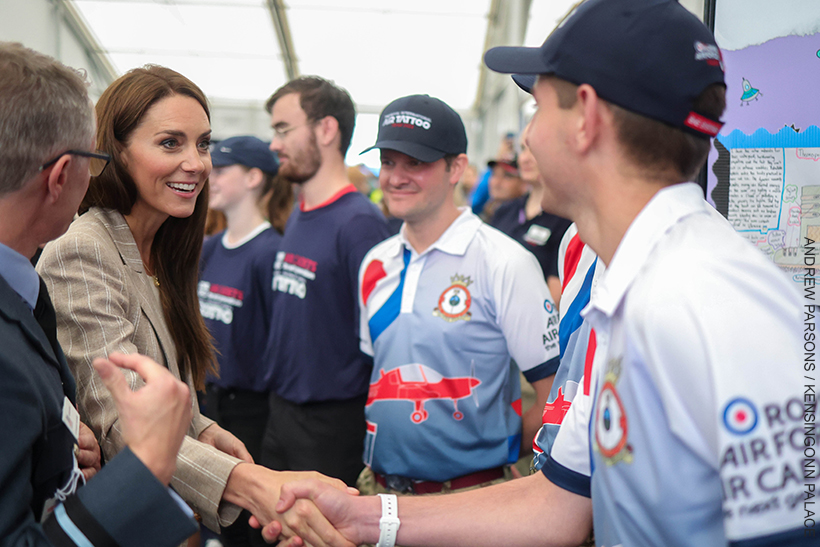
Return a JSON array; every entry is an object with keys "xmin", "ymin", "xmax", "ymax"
[
  {"xmin": 211, "ymin": 136, "xmax": 279, "ymax": 175},
  {"xmin": 512, "ymin": 74, "xmax": 536, "ymax": 94},
  {"xmin": 485, "ymin": 0, "xmax": 726, "ymax": 138},
  {"xmin": 362, "ymin": 94, "xmax": 467, "ymax": 162}
]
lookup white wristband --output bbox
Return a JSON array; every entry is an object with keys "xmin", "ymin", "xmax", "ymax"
[{"xmin": 376, "ymin": 493, "xmax": 400, "ymax": 547}]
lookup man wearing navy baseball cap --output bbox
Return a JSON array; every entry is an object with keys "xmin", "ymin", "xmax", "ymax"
[
  {"xmin": 263, "ymin": 2, "xmax": 808, "ymax": 546},
  {"xmin": 361, "ymin": 94, "xmax": 467, "ymax": 162},
  {"xmin": 354, "ymin": 94, "xmax": 559, "ymax": 500}
]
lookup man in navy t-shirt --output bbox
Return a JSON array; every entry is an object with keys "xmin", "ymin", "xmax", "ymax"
[{"xmin": 260, "ymin": 77, "xmax": 390, "ymax": 487}]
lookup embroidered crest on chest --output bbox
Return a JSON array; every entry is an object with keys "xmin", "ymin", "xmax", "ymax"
[
  {"xmin": 594, "ymin": 357, "xmax": 634, "ymax": 465},
  {"xmin": 433, "ymin": 274, "xmax": 473, "ymax": 322}
]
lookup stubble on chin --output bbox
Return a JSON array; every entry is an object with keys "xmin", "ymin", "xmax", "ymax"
[{"xmin": 280, "ymin": 134, "xmax": 321, "ymax": 184}]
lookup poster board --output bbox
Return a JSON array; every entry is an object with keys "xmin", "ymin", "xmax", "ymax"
[{"xmin": 707, "ymin": 0, "xmax": 820, "ymax": 284}]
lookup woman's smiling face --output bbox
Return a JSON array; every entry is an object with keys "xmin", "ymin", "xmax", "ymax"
[{"xmin": 123, "ymin": 94, "xmax": 212, "ymax": 224}]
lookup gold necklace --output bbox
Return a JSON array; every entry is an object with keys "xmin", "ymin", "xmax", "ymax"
[{"xmin": 143, "ymin": 261, "xmax": 159, "ymax": 287}]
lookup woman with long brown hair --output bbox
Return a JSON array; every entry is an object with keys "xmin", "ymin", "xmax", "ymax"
[{"xmin": 37, "ymin": 65, "xmax": 344, "ymax": 539}]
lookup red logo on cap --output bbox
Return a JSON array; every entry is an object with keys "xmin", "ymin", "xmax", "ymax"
[{"xmin": 684, "ymin": 112, "xmax": 722, "ymax": 137}]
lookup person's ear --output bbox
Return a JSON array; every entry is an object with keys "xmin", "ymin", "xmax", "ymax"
[
  {"xmin": 448, "ymin": 153, "xmax": 470, "ymax": 185},
  {"xmin": 245, "ymin": 167, "xmax": 265, "ymax": 190},
  {"xmin": 44, "ymin": 155, "xmax": 73, "ymax": 205},
  {"xmin": 574, "ymin": 84, "xmax": 605, "ymax": 154},
  {"xmin": 315, "ymin": 116, "xmax": 340, "ymax": 149}
]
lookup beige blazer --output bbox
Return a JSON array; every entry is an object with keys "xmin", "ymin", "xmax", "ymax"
[{"xmin": 37, "ymin": 207, "xmax": 241, "ymax": 532}]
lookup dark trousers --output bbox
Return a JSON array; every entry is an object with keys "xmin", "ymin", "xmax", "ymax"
[
  {"xmin": 261, "ymin": 392, "xmax": 367, "ymax": 487},
  {"xmin": 204, "ymin": 384, "xmax": 269, "ymax": 547}
]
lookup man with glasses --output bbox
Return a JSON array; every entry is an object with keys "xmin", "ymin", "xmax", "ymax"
[
  {"xmin": 260, "ymin": 77, "xmax": 390, "ymax": 487},
  {"xmin": 40, "ymin": 149, "xmax": 111, "ymax": 177},
  {"xmin": 0, "ymin": 42, "xmax": 200, "ymax": 545}
]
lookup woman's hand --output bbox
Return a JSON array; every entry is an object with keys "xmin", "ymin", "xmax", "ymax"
[
  {"xmin": 198, "ymin": 423, "xmax": 254, "ymax": 463},
  {"xmin": 223, "ymin": 464, "xmax": 356, "ymax": 547}
]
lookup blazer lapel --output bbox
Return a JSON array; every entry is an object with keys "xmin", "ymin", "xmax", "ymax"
[
  {"xmin": 96, "ymin": 209, "xmax": 179, "ymax": 373},
  {"xmin": 0, "ymin": 275, "xmax": 77, "ymax": 401}
]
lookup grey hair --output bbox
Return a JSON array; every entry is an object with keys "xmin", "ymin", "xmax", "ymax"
[{"xmin": 0, "ymin": 42, "xmax": 94, "ymax": 195}]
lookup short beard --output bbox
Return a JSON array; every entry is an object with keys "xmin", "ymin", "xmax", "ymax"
[{"xmin": 280, "ymin": 131, "xmax": 321, "ymax": 184}]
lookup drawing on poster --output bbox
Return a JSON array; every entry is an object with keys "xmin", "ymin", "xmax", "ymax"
[
  {"xmin": 712, "ymin": 126, "xmax": 820, "ymax": 283},
  {"xmin": 706, "ymin": 32, "xmax": 820, "ymax": 286},
  {"xmin": 739, "ymin": 78, "xmax": 762, "ymax": 106}
]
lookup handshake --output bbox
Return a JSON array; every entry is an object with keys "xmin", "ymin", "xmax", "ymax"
[
  {"xmin": 98, "ymin": 353, "xmax": 592, "ymax": 547},
  {"xmin": 95, "ymin": 353, "xmax": 366, "ymax": 547}
]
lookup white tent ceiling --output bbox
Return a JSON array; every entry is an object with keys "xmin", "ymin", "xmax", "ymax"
[
  {"xmin": 63, "ymin": 0, "xmax": 702, "ymax": 166},
  {"xmin": 71, "ymin": 0, "xmax": 505, "ymax": 110}
]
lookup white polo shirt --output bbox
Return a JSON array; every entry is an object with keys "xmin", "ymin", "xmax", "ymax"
[
  {"xmin": 359, "ymin": 208, "xmax": 559, "ymax": 481},
  {"xmin": 544, "ymin": 183, "xmax": 807, "ymax": 546},
  {"xmin": 532, "ymin": 224, "xmax": 605, "ymax": 470}
]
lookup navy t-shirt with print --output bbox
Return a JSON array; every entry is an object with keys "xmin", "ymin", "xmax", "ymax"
[
  {"xmin": 263, "ymin": 187, "xmax": 390, "ymax": 403},
  {"xmin": 199, "ymin": 226, "xmax": 281, "ymax": 392}
]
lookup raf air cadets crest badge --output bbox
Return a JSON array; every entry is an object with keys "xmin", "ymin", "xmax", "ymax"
[
  {"xmin": 594, "ymin": 357, "xmax": 633, "ymax": 466},
  {"xmin": 433, "ymin": 274, "xmax": 472, "ymax": 322}
]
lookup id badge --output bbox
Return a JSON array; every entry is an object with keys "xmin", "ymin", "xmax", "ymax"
[{"xmin": 61, "ymin": 397, "xmax": 80, "ymax": 441}]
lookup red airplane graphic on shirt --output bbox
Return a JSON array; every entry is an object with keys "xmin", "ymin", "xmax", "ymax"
[
  {"xmin": 366, "ymin": 364, "xmax": 481, "ymax": 424},
  {"xmin": 541, "ymin": 387, "xmax": 573, "ymax": 425}
]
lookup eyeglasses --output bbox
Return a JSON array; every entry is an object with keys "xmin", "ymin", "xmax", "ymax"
[
  {"xmin": 272, "ymin": 120, "xmax": 316, "ymax": 141},
  {"xmin": 39, "ymin": 150, "xmax": 111, "ymax": 177}
]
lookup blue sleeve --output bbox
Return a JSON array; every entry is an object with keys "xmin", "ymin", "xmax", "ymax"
[
  {"xmin": 471, "ymin": 169, "xmax": 492, "ymax": 215},
  {"xmin": 541, "ymin": 454, "xmax": 591, "ymax": 498},
  {"xmin": 0, "ymin": 332, "xmax": 196, "ymax": 547},
  {"xmin": 523, "ymin": 356, "xmax": 560, "ymax": 383},
  {"xmin": 342, "ymin": 212, "xmax": 391, "ymax": 276},
  {"xmin": 0, "ymin": 339, "xmax": 60, "ymax": 547},
  {"xmin": 340, "ymin": 212, "xmax": 391, "ymax": 330},
  {"xmin": 42, "ymin": 448, "xmax": 197, "ymax": 547}
]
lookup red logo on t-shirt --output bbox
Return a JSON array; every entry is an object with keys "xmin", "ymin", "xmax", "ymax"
[
  {"xmin": 284, "ymin": 253, "xmax": 317, "ymax": 273},
  {"xmin": 209, "ymin": 283, "xmax": 244, "ymax": 301}
]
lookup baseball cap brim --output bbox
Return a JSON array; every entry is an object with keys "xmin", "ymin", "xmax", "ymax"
[
  {"xmin": 361, "ymin": 140, "xmax": 446, "ymax": 163},
  {"xmin": 512, "ymin": 74, "xmax": 537, "ymax": 94},
  {"xmin": 210, "ymin": 152, "xmax": 237, "ymax": 167},
  {"xmin": 484, "ymin": 45, "xmax": 552, "ymax": 76}
]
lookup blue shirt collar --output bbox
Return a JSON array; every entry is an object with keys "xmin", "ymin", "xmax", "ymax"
[{"xmin": 0, "ymin": 242, "xmax": 39, "ymax": 309}]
